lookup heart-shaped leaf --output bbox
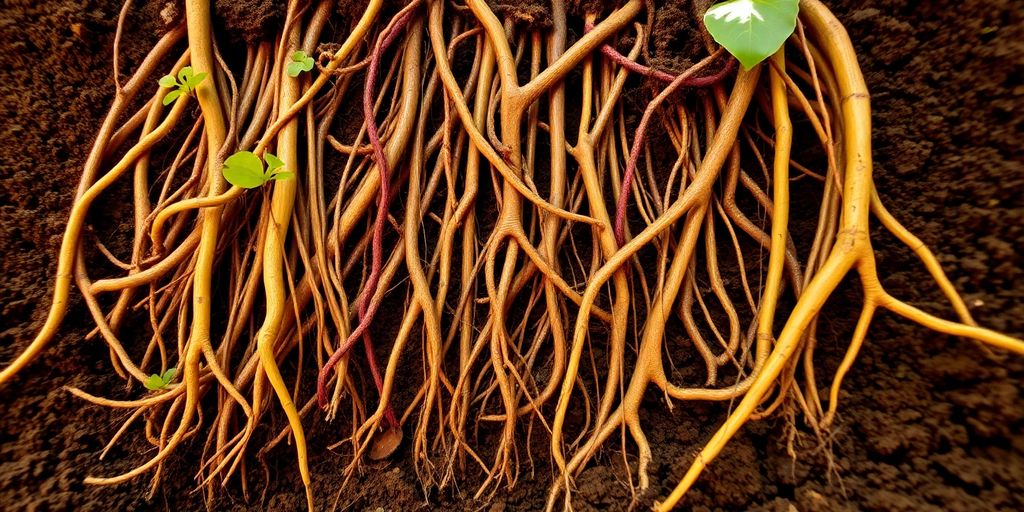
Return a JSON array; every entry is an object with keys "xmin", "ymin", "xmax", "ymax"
[
  {"xmin": 177, "ymin": 66, "xmax": 194, "ymax": 84},
  {"xmin": 223, "ymin": 151, "xmax": 267, "ymax": 189},
  {"xmin": 703, "ymin": 0, "xmax": 799, "ymax": 70},
  {"xmin": 144, "ymin": 374, "xmax": 166, "ymax": 391}
]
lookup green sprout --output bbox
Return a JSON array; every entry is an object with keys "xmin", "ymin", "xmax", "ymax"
[
  {"xmin": 287, "ymin": 50, "xmax": 315, "ymax": 77},
  {"xmin": 158, "ymin": 65, "xmax": 208, "ymax": 105},
  {"xmin": 703, "ymin": 0, "xmax": 799, "ymax": 70},
  {"xmin": 143, "ymin": 367, "xmax": 177, "ymax": 391},
  {"xmin": 222, "ymin": 151, "xmax": 294, "ymax": 189}
]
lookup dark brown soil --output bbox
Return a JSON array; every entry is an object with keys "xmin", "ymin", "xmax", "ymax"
[
  {"xmin": 489, "ymin": 1, "xmax": 553, "ymax": 30},
  {"xmin": 214, "ymin": 0, "xmax": 286, "ymax": 45},
  {"xmin": 1, "ymin": 0, "xmax": 1022, "ymax": 511}
]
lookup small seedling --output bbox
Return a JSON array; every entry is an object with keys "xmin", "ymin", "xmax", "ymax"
[
  {"xmin": 158, "ymin": 66, "xmax": 208, "ymax": 105},
  {"xmin": 287, "ymin": 50, "xmax": 315, "ymax": 77},
  {"xmin": 222, "ymin": 151, "xmax": 294, "ymax": 189},
  {"xmin": 143, "ymin": 367, "xmax": 177, "ymax": 391},
  {"xmin": 704, "ymin": 0, "xmax": 799, "ymax": 70}
]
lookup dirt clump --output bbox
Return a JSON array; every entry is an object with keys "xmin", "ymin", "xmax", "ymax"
[{"xmin": 214, "ymin": 0, "xmax": 286, "ymax": 45}]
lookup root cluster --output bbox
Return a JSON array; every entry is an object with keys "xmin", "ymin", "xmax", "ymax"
[{"xmin": 2, "ymin": 0, "xmax": 1020, "ymax": 509}]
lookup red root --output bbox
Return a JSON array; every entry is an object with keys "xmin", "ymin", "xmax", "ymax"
[
  {"xmin": 316, "ymin": 3, "xmax": 423, "ymax": 430},
  {"xmin": 610, "ymin": 48, "xmax": 736, "ymax": 245}
]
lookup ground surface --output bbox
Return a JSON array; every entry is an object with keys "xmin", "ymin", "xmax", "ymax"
[{"xmin": 1, "ymin": 0, "xmax": 1022, "ymax": 510}]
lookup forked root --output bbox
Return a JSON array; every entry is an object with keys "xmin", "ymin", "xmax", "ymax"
[{"xmin": 651, "ymin": 1, "xmax": 1024, "ymax": 509}]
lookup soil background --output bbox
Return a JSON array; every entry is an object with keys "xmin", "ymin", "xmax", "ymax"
[{"xmin": 1, "ymin": 0, "xmax": 1022, "ymax": 511}]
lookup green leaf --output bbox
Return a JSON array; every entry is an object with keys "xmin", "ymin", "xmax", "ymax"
[
  {"xmin": 158, "ymin": 74, "xmax": 178, "ymax": 88},
  {"xmin": 287, "ymin": 51, "xmax": 314, "ymax": 77},
  {"xmin": 286, "ymin": 61, "xmax": 305, "ymax": 77},
  {"xmin": 223, "ymin": 151, "xmax": 267, "ymax": 189},
  {"xmin": 703, "ymin": 0, "xmax": 799, "ymax": 70},
  {"xmin": 177, "ymin": 66, "xmax": 194, "ymax": 83},
  {"xmin": 144, "ymin": 374, "xmax": 165, "ymax": 391},
  {"xmin": 268, "ymin": 171, "xmax": 294, "ymax": 181},
  {"xmin": 161, "ymin": 367, "xmax": 177, "ymax": 384},
  {"xmin": 264, "ymin": 153, "xmax": 285, "ymax": 172},
  {"xmin": 185, "ymin": 72, "xmax": 207, "ymax": 91},
  {"xmin": 162, "ymin": 89, "xmax": 182, "ymax": 106}
]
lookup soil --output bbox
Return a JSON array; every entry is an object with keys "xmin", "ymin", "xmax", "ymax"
[{"xmin": 1, "ymin": 0, "xmax": 1022, "ymax": 511}]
